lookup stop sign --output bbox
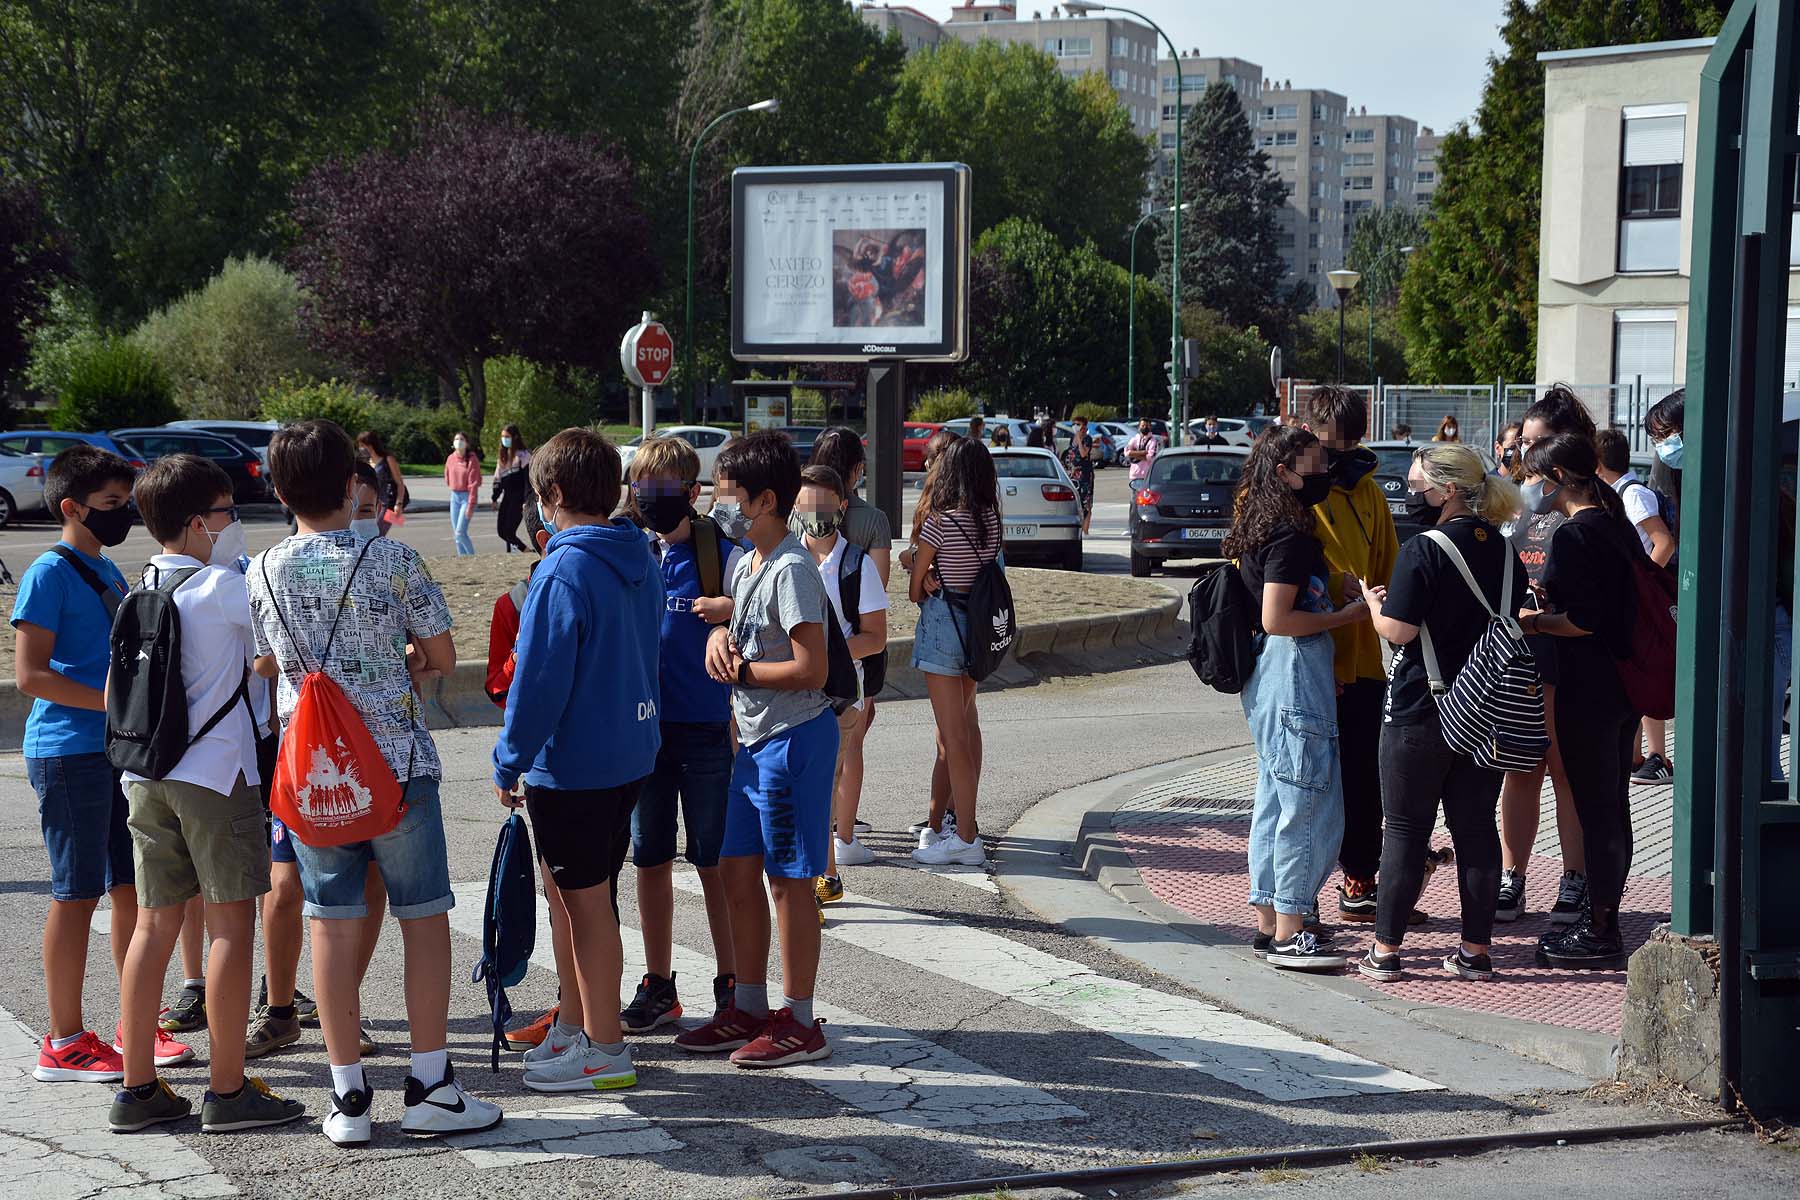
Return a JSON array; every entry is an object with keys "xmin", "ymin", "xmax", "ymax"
[{"xmin": 621, "ymin": 319, "xmax": 675, "ymax": 388}]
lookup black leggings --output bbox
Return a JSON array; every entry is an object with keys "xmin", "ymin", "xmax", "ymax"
[
  {"xmin": 496, "ymin": 493, "xmax": 530, "ymax": 553},
  {"xmin": 1375, "ymin": 714, "xmax": 1504, "ymax": 947},
  {"xmin": 1337, "ymin": 678, "xmax": 1385, "ymax": 881},
  {"xmin": 1555, "ymin": 668, "xmax": 1637, "ymax": 935}
]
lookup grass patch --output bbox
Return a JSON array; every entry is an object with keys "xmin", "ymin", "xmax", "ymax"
[
  {"xmin": 1354, "ymin": 1152, "xmax": 1391, "ymax": 1173},
  {"xmin": 1259, "ymin": 1160, "xmax": 1305, "ymax": 1183}
]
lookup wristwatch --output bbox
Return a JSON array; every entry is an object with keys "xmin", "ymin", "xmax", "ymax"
[{"xmin": 737, "ymin": 660, "xmax": 751, "ymax": 686}]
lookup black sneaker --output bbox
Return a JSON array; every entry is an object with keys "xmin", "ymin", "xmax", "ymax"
[
  {"xmin": 201, "ymin": 1076, "xmax": 306, "ymax": 1132},
  {"xmin": 1443, "ymin": 948, "xmax": 1497, "ymax": 980},
  {"xmin": 1357, "ymin": 946, "xmax": 1403, "ymax": 981},
  {"xmin": 1549, "ymin": 870, "xmax": 1588, "ymax": 925},
  {"xmin": 159, "ymin": 983, "xmax": 206, "ymax": 1033},
  {"xmin": 1535, "ymin": 916, "xmax": 1626, "ymax": 970},
  {"xmin": 1265, "ymin": 931, "xmax": 1349, "ymax": 972},
  {"xmin": 1495, "ymin": 868, "xmax": 1526, "ymax": 922},
  {"xmin": 712, "ymin": 973, "xmax": 736, "ymax": 1016},
  {"xmin": 1337, "ymin": 879, "xmax": 1378, "ymax": 923},
  {"xmin": 621, "ymin": 972, "xmax": 683, "ymax": 1033},
  {"xmin": 1630, "ymin": 753, "xmax": 1672, "ymax": 785},
  {"xmin": 1251, "ymin": 932, "xmax": 1273, "ymax": 959},
  {"xmin": 256, "ymin": 976, "xmax": 318, "ymax": 1024},
  {"xmin": 109, "ymin": 1078, "xmax": 192, "ymax": 1132}
]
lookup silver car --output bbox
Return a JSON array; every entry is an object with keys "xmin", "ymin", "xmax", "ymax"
[
  {"xmin": 0, "ymin": 445, "xmax": 48, "ymax": 528},
  {"xmin": 990, "ymin": 447, "xmax": 1084, "ymax": 571}
]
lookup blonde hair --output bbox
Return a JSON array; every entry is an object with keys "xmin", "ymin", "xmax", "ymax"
[
  {"xmin": 628, "ymin": 435, "xmax": 701, "ymax": 485},
  {"xmin": 1414, "ymin": 442, "xmax": 1519, "ymax": 525}
]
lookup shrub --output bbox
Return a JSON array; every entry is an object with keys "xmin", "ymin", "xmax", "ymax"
[
  {"xmin": 482, "ymin": 356, "xmax": 595, "ymax": 453},
  {"xmin": 53, "ymin": 336, "xmax": 178, "ymax": 431},
  {"xmin": 374, "ymin": 399, "xmax": 467, "ymax": 464},
  {"xmin": 1072, "ymin": 401, "xmax": 1121, "ymax": 423},
  {"xmin": 910, "ymin": 388, "xmax": 980, "ymax": 423},
  {"xmin": 132, "ymin": 255, "xmax": 328, "ymax": 419},
  {"xmin": 24, "ymin": 285, "xmax": 105, "ymax": 401},
  {"xmin": 259, "ymin": 376, "xmax": 376, "ymax": 436}
]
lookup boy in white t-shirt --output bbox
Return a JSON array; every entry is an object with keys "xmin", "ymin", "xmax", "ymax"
[
  {"xmin": 110, "ymin": 454, "xmax": 306, "ymax": 1134},
  {"xmin": 795, "ymin": 465, "xmax": 889, "ymax": 904}
]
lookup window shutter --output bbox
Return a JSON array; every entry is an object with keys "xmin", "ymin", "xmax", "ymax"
[
  {"xmin": 1785, "ymin": 308, "xmax": 1800, "ymax": 389},
  {"xmin": 1614, "ymin": 313, "xmax": 1678, "ymax": 392},
  {"xmin": 1623, "ymin": 114, "xmax": 1685, "ymax": 166}
]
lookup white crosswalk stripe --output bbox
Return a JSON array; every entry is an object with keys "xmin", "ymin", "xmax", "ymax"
[{"xmin": 671, "ymin": 873, "xmax": 1442, "ymax": 1101}]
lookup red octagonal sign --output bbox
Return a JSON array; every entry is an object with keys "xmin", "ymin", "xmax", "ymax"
[{"xmin": 621, "ymin": 319, "xmax": 675, "ymax": 389}]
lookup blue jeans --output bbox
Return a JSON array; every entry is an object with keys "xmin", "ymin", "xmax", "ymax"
[
  {"xmin": 633, "ymin": 721, "xmax": 733, "ymax": 868},
  {"xmin": 1240, "ymin": 631, "xmax": 1344, "ymax": 916},
  {"xmin": 449, "ymin": 490, "xmax": 475, "ymax": 555},
  {"xmin": 289, "ymin": 777, "xmax": 454, "ymax": 920}
]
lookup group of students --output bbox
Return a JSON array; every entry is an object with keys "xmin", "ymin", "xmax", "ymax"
[
  {"xmin": 1222, "ymin": 383, "xmax": 1678, "ymax": 978},
  {"xmin": 11, "ymin": 410, "xmax": 1015, "ymax": 1146}
]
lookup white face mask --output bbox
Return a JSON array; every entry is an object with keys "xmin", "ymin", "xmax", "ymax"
[
  {"xmin": 207, "ymin": 518, "xmax": 248, "ymax": 569},
  {"xmin": 454, "ymin": 438, "xmax": 469, "ymax": 453},
  {"xmin": 350, "ymin": 517, "xmax": 381, "ymax": 540}
]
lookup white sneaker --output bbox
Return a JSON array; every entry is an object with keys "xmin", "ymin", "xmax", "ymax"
[
  {"xmin": 521, "ymin": 1024, "xmax": 582, "ymax": 1068},
  {"xmin": 835, "ymin": 836, "xmax": 875, "ymax": 866},
  {"xmin": 401, "ymin": 1062, "xmax": 503, "ymax": 1136},
  {"xmin": 523, "ymin": 1039, "xmax": 637, "ymax": 1093},
  {"xmin": 853, "ymin": 819, "xmax": 872, "ymax": 833},
  {"xmin": 323, "ymin": 1081, "xmax": 374, "ymax": 1147},
  {"xmin": 912, "ymin": 834, "xmax": 984, "ymax": 867}
]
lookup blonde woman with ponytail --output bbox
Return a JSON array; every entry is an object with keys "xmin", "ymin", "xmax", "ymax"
[{"xmin": 1354, "ymin": 442, "xmax": 1528, "ymax": 983}]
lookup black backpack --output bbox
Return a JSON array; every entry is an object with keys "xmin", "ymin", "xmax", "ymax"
[
  {"xmin": 823, "ymin": 603, "xmax": 861, "ymax": 715},
  {"xmin": 1186, "ymin": 564, "xmax": 1261, "ymax": 694},
  {"xmin": 937, "ymin": 515, "xmax": 1016, "ymax": 683},
  {"xmin": 106, "ymin": 565, "xmax": 249, "ymax": 779},
  {"xmin": 838, "ymin": 541, "xmax": 887, "ymax": 698}
]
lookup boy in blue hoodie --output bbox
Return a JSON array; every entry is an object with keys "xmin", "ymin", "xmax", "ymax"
[{"xmin": 493, "ymin": 429, "xmax": 662, "ymax": 1093}]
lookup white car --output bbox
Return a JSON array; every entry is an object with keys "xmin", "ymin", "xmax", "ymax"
[
  {"xmin": 167, "ymin": 419, "xmax": 282, "ymax": 462},
  {"xmin": 0, "ymin": 444, "xmax": 48, "ymax": 528},
  {"xmin": 618, "ymin": 425, "xmax": 734, "ymax": 479},
  {"xmin": 1185, "ymin": 417, "xmax": 1256, "ymax": 446},
  {"xmin": 990, "ymin": 447, "xmax": 1084, "ymax": 571}
]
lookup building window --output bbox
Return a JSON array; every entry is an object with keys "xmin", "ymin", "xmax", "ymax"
[
  {"xmin": 1619, "ymin": 106, "xmax": 1685, "ymax": 272},
  {"xmin": 1309, "ymin": 207, "xmax": 1321, "ymax": 223},
  {"xmin": 1045, "ymin": 36, "xmax": 1093, "ymax": 57},
  {"xmin": 1345, "ymin": 152, "xmax": 1373, "ymax": 167},
  {"xmin": 1161, "ymin": 103, "xmax": 1194, "ymax": 122},
  {"xmin": 1111, "ymin": 67, "xmax": 1129, "ymax": 88},
  {"xmin": 1182, "ymin": 75, "xmax": 1206, "ymax": 92},
  {"xmin": 1161, "ymin": 133, "xmax": 1177, "ymax": 149},
  {"xmin": 1308, "ymin": 233, "xmax": 1321, "ymax": 249},
  {"xmin": 1111, "ymin": 35, "xmax": 1130, "ymax": 57},
  {"xmin": 1349, "ymin": 176, "xmax": 1373, "ymax": 191},
  {"xmin": 1275, "ymin": 156, "xmax": 1297, "ymax": 171},
  {"xmin": 1390, "ymin": 127, "xmax": 1403, "ymax": 143},
  {"xmin": 1263, "ymin": 130, "xmax": 1296, "ymax": 146},
  {"xmin": 1417, "ymin": 170, "xmax": 1435, "ymax": 185},
  {"xmin": 1614, "ymin": 309, "xmax": 1679, "ymax": 396},
  {"xmin": 1266, "ymin": 103, "xmax": 1298, "ymax": 120},
  {"xmin": 1350, "ymin": 128, "xmax": 1375, "ymax": 144},
  {"xmin": 1388, "ymin": 175, "xmax": 1400, "ymax": 192}
]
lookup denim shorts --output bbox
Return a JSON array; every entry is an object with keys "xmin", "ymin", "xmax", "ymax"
[
  {"xmin": 634, "ymin": 721, "xmax": 733, "ymax": 869},
  {"xmin": 910, "ymin": 591, "xmax": 971, "ymax": 677},
  {"xmin": 289, "ymin": 777, "xmax": 453, "ymax": 920},
  {"xmin": 30, "ymin": 752, "xmax": 135, "ymax": 901},
  {"xmin": 720, "ymin": 710, "xmax": 840, "ymax": 879}
]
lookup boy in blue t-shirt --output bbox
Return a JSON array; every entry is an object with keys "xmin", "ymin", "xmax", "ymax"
[
  {"xmin": 620, "ymin": 438, "xmax": 741, "ymax": 1039},
  {"xmin": 12, "ymin": 446, "xmax": 194, "ymax": 1081}
]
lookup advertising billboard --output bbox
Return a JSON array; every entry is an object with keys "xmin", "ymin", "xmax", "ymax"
[{"xmin": 731, "ymin": 163, "xmax": 970, "ymax": 363}]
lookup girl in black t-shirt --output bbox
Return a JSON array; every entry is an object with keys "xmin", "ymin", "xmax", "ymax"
[
  {"xmin": 1221, "ymin": 426, "xmax": 1369, "ymax": 972},
  {"xmin": 1516, "ymin": 432, "xmax": 1641, "ymax": 970},
  {"xmin": 1357, "ymin": 444, "xmax": 1526, "ymax": 983}
]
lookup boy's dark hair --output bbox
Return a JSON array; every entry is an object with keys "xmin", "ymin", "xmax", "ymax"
[
  {"xmin": 353, "ymin": 461, "xmax": 379, "ymax": 491},
  {"xmin": 1392, "ymin": 423, "xmax": 1412, "ymax": 438},
  {"xmin": 1645, "ymin": 387, "xmax": 1685, "ymax": 439},
  {"xmin": 800, "ymin": 464, "xmax": 846, "ymax": 500},
  {"xmin": 46, "ymin": 444, "xmax": 136, "ymax": 519},
  {"xmin": 1594, "ymin": 428, "xmax": 1632, "ymax": 474},
  {"xmin": 1306, "ymin": 384, "xmax": 1367, "ymax": 444},
  {"xmin": 134, "ymin": 454, "xmax": 235, "ymax": 546},
  {"xmin": 523, "ymin": 494, "xmax": 547, "ymax": 552},
  {"xmin": 269, "ymin": 420, "xmax": 357, "ymax": 519},
  {"xmin": 808, "ymin": 427, "xmax": 866, "ymax": 483},
  {"xmin": 716, "ymin": 430, "xmax": 803, "ymax": 518},
  {"xmin": 530, "ymin": 428, "xmax": 621, "ymax": 516}
]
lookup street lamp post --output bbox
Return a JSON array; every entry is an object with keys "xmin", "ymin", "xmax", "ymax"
[
  {"xmin": 684, "ymin": 97, "xmax": 779, "ymax": 425},
  {"xmin": 1326, "ymin": 268, "xmax": 1361, "ymax": 383},
  {"xmin": 1068, "ymin": 2, "xmax": 1180, "ymax": 443},
  {"xmin": 1362, "ymin": 244, "xmax": 1415, "ymax": 381},
  {"xmin": 1127, "ymin": 203, "xmax": 1188, "ymax": 420}
]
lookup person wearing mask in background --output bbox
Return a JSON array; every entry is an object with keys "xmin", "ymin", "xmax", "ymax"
[
  {"xmin": 351, "ymin": 463, "xmax": 383, "ymax": 540},
  {"xmin": 1125, "ymin": 418, "xmax": 1161, "ymax": 495},
  {"xmin": 444, "ymin": 433, "xmax": 482, "ymax": 557},
  {"xmin": 1063, "ymin": 416, "xmax": 1097, "ymax": 535},
  {"xmin": 1492, "ymin": 422, "xmax": 1523, "ymax": 486},
  {"xmin": 492, "ymin": 425, "xmax": 533, "ymax": 555},
  {"xmin": 1433, "ymin": 415, "xmax": 1461, "ymax": 443},
  {"xmin": 990, "ymin": 426, "xmax": 1012, "ymax": 449},
  {"xmin": 1356, "ymin": 444, "xmax": 1525, "ymax": 983},
  {"xmin": 1391, "ymin": 423, "xmax": 1413, "ymax": 444},
  {"xmin": 1517, "ymin": 432, "xmax": 1641, "ymax": 970},
  {"xmin": 1593, "ymin": 429, "xmax": 1677, "ymax": 786},
  {"xmin": 1221, "ymin": 425, "xmax": 1369, "ymax": 972},
  {"xmin": 357, "ymin": 431, "xmax": 407, "ymax": 535},
  {"xmin": 1304, "ymin": 386, "xmax": 1406, "ymax": 929},
  {"xmin": 1193, "ymin": 417, "xmax": 1228, "ymax": 447},
  {"xmin": 1497, "ymin": 387, "xmax": 1595, "ymax": 926}
]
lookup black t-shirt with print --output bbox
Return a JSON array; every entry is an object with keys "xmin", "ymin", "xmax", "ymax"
[
  {"xmin": 1542, "ymin": 506, "xmax": 1638, "ymax": 675},
  {"xmin": 1382, "ymin": 515, "xmax": 1529, "ymax": 724},
  {"xmin": 1238, "ymin": 525, "xmax": 1330, "ymax": 617}
]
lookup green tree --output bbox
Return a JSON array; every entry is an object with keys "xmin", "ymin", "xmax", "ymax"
[
  {"xmin": 1347, "ymin": 205, "xmax": 1429, "ymax": 306},
  {"xmin": 1289, "ymin": 306, "xmax": 1410, "ymax": 386},
  {"xmin": 1399, "ymin": 0, "xmax": 1729, "ymax": 381},
  {"xmin": 1182, "ymin": 306, "xmax": 1273, "ymax": 418},
  {"xmin": 1153, "ymin": 82, "xmax": 1304, "ymax": 341},
  {"xmin": 54, "ymin": 336, "xmax": 177, "ymax": 431},
  {"xmin": 884, "ymin": 40, "xmax": 1151, "ymax": 255}
]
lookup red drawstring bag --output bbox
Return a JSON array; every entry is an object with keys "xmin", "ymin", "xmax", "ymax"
[{"xmin": 260, "ymin": 539, "xmax": 409, "ymax": 847}]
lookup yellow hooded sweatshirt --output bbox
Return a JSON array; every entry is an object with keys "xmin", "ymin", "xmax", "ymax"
[{"xmin": 1312, "ymin": 446, "xmax": 1399, "ymax": 685}]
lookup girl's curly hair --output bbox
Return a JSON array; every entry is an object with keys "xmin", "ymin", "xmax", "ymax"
[{"xmin": 1220, "ymin": 425, "xmax": 1321, "ymax": 561}]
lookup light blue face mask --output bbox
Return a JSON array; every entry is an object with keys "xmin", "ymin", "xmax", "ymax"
[
  {"xmin": 536, "ymin": 500, "xmax": 555, "ymax": 532},
  {"xmin": 1654, "ymin": 433, "xmax": 1684, "ymax": 469}
]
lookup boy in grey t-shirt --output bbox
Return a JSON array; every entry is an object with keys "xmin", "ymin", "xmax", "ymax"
[{"xmin": 695, "ymin": 433, "xmax": 838, "ymax": 1068}]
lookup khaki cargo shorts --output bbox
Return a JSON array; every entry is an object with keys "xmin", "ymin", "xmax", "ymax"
[{"xmin": 124, "ymin": 773, "xmax": 271, "ymax": 909}]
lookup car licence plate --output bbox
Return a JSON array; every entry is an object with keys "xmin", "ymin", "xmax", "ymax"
[
  {"xmin": 1181, "ymin": 528, "xmax": 1218, "ymax": 541},
  {"xmin": 1387, "ymin": 498, "xmax": 1408, "ymax": 516},
  {"xmin": 1005, "ymin": 524, "xmax": 1037, "ymax": 538}
]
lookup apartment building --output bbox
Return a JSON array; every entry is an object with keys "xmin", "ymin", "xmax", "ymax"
[
  {"xmin": 859, "ymin": 3, "xmax": 944, "ymax": 51},
  {"xmin": 1156, "ymin": 54, "xmax": 1264, "ymax": 172},
  {"xmin": 1341, "ymin": 109, "xmax": 1417, "ymax": 242},
  {"xmin": 1259, "ymin": 82, "xmax": 1349, "ymax": 306},
  {"xmin": 1415, "ymin": 127, "xmax": 1442, "ymax": 207},
  {"xmin": 1535, "ymin": 37, "xmax": 1800, "ymax": 409}
]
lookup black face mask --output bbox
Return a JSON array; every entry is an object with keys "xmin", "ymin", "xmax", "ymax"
[
  {"xmin": 81, "ymin": 503, "xmax": 135, "ymax": 548},
  {"xmin": 640, "ymin": 494, "xmax": 691, "ymax": 536},
  {"xmin": 1403, "ymin": 489, "xmax": 1442, "ymax": 523},
  {"xmin": 1294, "ymin": 472, "xmax": 1333, "ymax": 508}
]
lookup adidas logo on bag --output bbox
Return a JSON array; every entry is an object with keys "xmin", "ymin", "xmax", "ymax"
[{"xmin": 992, "ymin": 608, "xmax": 1011, "ymax": 635}]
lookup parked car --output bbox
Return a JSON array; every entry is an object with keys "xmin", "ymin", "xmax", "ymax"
[
  {"xmin": 110, "ymin": 428, "xmax": 269, "ymax": 502},
  {"xmin": 778, "ymin": 425, "xmax": 829, "ymax": 461},
  {"xmin": 618, "ymin": 425, "xmax": 733, "ymax": 479},
  {"xmin": 1364, "ymin": 440, "xmax": 1432, "ymax": 544},
  {"xmin": 1128, "ymin": 445, "xmax": 1252, "ymax": 577},
  {"xmin": 0, "ymin": 429, "xmax": 143, "ymax": 466},
  {"xmin": 167, "ymin": 419, "xmax": 281, "ymax": 463},
  {"xmin": 1185, "ymin": 417, "xmax": 1258, "ymax": 447},
  {"xmin": 991, "ymin": 447, "xmax": 1084, "ymax": 571},
  {"xmin": 902, "ymin": 422, "xmax": 944, "ymax": 471},
  {"xmin": 0, "ymin": 447, "xmax": 49, "ymax": 528}
]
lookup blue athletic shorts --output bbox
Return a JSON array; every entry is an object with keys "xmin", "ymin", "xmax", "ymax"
[
  {"xmin": 30, "ymin": 751, "xmax": 134, "ymax": 901},
  {"xmin": 633, "ymin": 721, "xmax": 732, "ymax": 869},
  {"xmin": 719, "ymin": 710, "xmax": 840, "ymax": 879}
]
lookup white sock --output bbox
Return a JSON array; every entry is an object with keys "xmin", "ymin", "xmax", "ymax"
[
  {"xmin": 410, "ymin": 1047, "xmax": 448, "ymax": 1087},
  {"xmin": 551, "ymin": 1020, "xmax": 583, "ymax": 1040},
  {"xmin": 182, "ymin": 977, "xmax": 205, "ymax": 990},
  {"xmin": 329, "ymin": 1061, "xmax": 366, "ymax": 1096},
  {"xmin": 50, "ymin": 1031, "xmax": 85, "ymax": 1050}
]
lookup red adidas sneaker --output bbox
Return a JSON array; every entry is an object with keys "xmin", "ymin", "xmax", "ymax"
[
  {"xmin": 729, "ymin": 1008, "xmax": 830, "ymax": 1069},
  {"xmin": 34, "ymin": 1031, "xmax": 124, "ymax": 1082},
  {"xmin": 673, "ymin": 1004, "xmax": 761, "ymax": 1054}
]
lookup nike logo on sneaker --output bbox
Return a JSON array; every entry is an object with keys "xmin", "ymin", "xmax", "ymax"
[
  {"xmin": 421, "ymin": 1093, "xmax": 465, "ymax": 1113},
  {"xmin": 582, "ymin": 1065, "xmax": 619, "ymax": 1076}
]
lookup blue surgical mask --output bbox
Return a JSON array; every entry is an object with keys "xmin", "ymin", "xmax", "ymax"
[
  {"xmin": 350, "ymin": 517, "xmax": 381, "ymax": 540},
  {"xmin": 710, "ymin": 500, "xmax": 748, "ymax": 541},
  {"xmin": 1521, "ymin": 478, "xmax": 1560, "ymax": 516},
  {"xmin": 1654, "ymin": 433, "xmax": 1684, "ymax": 469},
  {"xmin": 536, "ymin": 500, "xmax": 556, "ymax": 532}
]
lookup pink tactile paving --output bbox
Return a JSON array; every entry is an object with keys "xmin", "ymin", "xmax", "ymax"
[{"xmin": 1116, "ymin": 816, "xmax": 1671, "ymax": 1036}]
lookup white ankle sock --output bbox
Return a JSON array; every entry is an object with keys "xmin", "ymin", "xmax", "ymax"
[
  {"xmin": 410, "ymin": 1048, "xmax": 448, "ymax": 1087},
  {"xmin": 552, "ymin": 1020, "xmax": 583, "ymax": 1039},
  {"xmin": 329, "ymin": 1062, "xmax": 366, "ymax": 1096}
]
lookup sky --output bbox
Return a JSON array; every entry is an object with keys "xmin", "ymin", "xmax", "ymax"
[{"xmin": 880, "ymin": 2, "xmax": 1510, "ymax": 133}]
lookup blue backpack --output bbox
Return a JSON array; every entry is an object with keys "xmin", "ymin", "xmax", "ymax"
[{"xmin": 471, "ymin": 812, "xmax": 536, "ymax": 1070}]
